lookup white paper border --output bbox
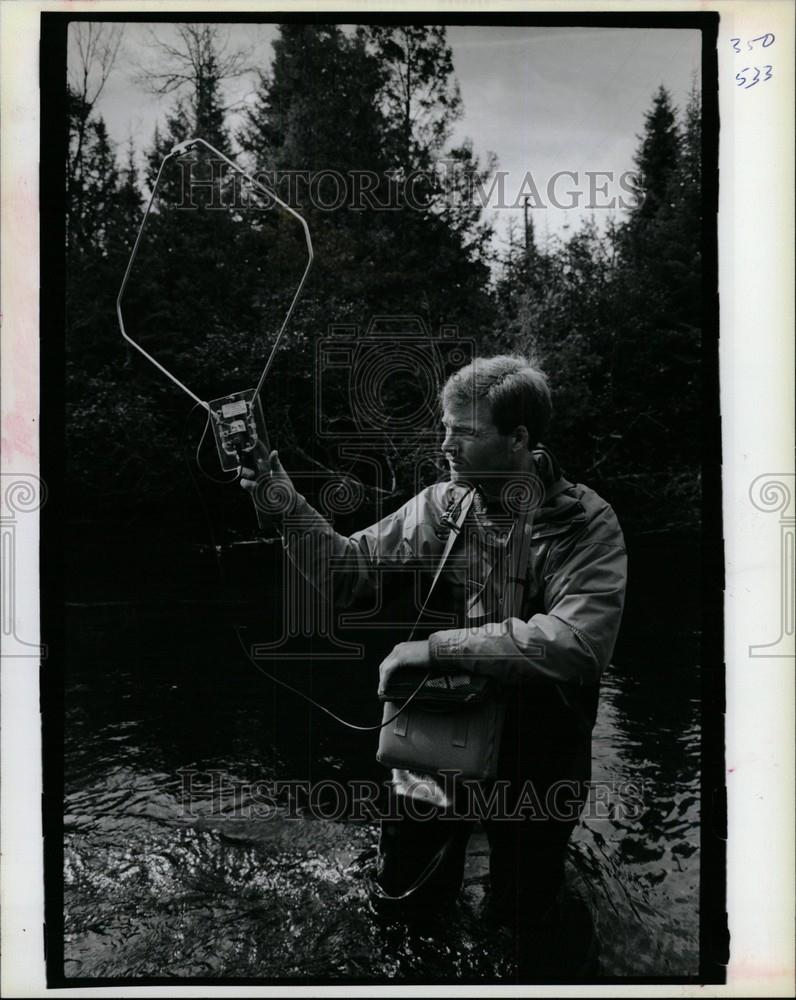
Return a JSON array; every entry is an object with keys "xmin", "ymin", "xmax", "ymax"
[{"xmin": 1, "ymin": 1, "xmax": 793, "ymax": 996}]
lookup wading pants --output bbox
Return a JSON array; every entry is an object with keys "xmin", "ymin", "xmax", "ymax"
[{"xmin": 371, "ymin": 736, "xmax": 592, "ymax": 978}]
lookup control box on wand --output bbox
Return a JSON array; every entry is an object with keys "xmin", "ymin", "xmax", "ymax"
[{"xmin": 115, "ymin": 137, "xmax": 313, "ymax": 534}]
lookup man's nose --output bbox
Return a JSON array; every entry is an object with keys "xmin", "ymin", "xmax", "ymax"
[{"xmin": 442, "ymin": 429, "xmax": 458, "ymax": 454}]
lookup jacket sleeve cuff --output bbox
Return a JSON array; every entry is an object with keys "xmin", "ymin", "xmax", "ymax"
[
  {"xmin": 262, "ymin": 491, "xmax": 305, "ymax": 547},
  {"xmin": 428, "ymin": 630, "xmax": 466, "ymax": 671}
]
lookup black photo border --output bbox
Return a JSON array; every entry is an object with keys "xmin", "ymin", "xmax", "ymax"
[{"xmin": 40, "ymin": 8, "xmax": 725, "ymax": 988}]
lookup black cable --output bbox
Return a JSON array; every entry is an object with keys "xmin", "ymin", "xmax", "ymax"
[
  {"xmin": 181, "ymin": 403, "xmax": 437, "ymax": 732},
  {"xmin": 234, "ymin": 626, "xmax": 433, "ymax": 733}
]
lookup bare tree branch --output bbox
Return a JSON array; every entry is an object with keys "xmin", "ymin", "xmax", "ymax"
[
  {"xmin": 68, "ymin": 22, "xmax": 124, "ymax": 109},
  {"xmin": 132, "ymin": 24, "xmax": 253, "ymax": 97},
  {"xmin": 67, "ymin": 23, "xmax": 125, "ymax": 240}
]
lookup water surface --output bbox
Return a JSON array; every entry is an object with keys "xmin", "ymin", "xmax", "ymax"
[{"xmin": 60, "ymin": 529, "xmax": 701, "ymax": 981}]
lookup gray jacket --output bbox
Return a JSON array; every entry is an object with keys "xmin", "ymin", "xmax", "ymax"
[{"xmin": 282, "ymin": 450, "xmax": 627, "ymax": 714}]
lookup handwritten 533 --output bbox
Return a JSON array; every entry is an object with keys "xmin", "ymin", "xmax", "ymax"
[{"xmin": 735, "ymin": 65, "xmax": 773, "ymax": 90}]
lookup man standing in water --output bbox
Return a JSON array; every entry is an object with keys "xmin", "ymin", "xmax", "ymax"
[{"xmin": 240, "ymin": 355, "xmax": 627, "ymax": 978}]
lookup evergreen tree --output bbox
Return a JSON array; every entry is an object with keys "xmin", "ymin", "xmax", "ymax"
[
  {"xmin": 234, "ymin": 23, "xmax": 495, "ymax": 497},
  {"xmin": 493, "ymin": 84, "xmax": 705, "ymax": 532},
  {"xmin": 66, "ymin": 23, "xmax": 125, "ymax": 251},
  {"xmin": 239, "ymin": 25, "xmax": 388, "ymax": 176},
  {"xmin": 630, "ymin": 85, "xmax": 680, "ymax": 222},
  {"xmin": 678, "ymin": 80, "xmax": 702, "ymax": 204},
  {"xmin": 360, "ymin": 25, "xmax": 463, "ymax": 170},
  {"xmin": 236, "ymin": 21, "xmax": 495, "ymax": 329},
  {"xmin": 127, "ymin": 26, "xmax": 267, "ymax": 408},
  {"xmin": 113, "ymin": 138, "xmax": 144, "ymax": 253},
  {"xmin": 67, "ymin": 96, "xmax": 120, "ymax": 256}
]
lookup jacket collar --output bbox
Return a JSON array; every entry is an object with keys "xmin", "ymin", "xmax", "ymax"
[
  {"xmin": 531, "ymin": 446, "xmax": 586, "ymax": 535},
  {"xmin": 442, "ymin": 446, "xmax": 583, "ymax": 534}
]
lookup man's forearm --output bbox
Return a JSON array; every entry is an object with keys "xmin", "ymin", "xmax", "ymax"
[
  {"xmin": 277, "ymin": 492, "xmax": 374, "ymax": 608},
  {"xmin": 428, "ymin": 613, "xmax": 604, "ymax": 687}
]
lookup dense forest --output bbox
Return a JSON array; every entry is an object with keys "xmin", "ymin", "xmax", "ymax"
[{"xmin": 65, "ymin": 23, "xmax": 707, "ymax": 537}]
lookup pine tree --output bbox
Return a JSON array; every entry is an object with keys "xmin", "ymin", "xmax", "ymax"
[
  {"xmin": 239, "ymin": 25, "xmax": 388, "ymax": 176},
  {"xmin": 67, "ymin": 94, "xmax": 119, "ymax": 255},
  {"xmin": 66, "ymin": 23, "xmax": 125, "ymax": 252},
  {"xmin": 360, "ymin": 25, "xmax": 463, "ymax": 170},
  {"xmin": 235, "ymin": 22, "xmax": 494, "ymax": 327},
  {"xmin": 114, "ymin": 138, "xmax": 144, "ymax": 253},
  {"xmin": 631, "ymin": 85, "xmax": 680, "ymax": 222},
  {"xmin": 605, "ymin": 85, "xmax": 702, "ymax": 528},
  {"xmin": 129, "ymin": 26, "xmax": 266, "ymax": 406},
  {"xmin": 492, "ymin": 83, "xmax": 706, "ymax": 533},
  {"xmin": 234, "ymin": 24, "xmax": 496, "ymax": 496}
]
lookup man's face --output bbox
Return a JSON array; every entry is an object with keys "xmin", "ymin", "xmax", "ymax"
[{"xmin": 441, "ymin": 396, "xmax": 515, "ymax": 487}]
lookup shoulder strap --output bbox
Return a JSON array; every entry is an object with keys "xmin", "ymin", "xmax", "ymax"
[
  {"xmin": 503, "ymin": 509, "xmax": 535, "ymax": 619},
  {"xmin": 407, "ymin": 487, "xmax": 476, "ymax": 642}
]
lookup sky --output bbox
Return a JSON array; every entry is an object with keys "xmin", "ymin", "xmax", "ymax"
[{"xmin": 73, "ymin": 21, "xmax": 702, "ymax": 250}]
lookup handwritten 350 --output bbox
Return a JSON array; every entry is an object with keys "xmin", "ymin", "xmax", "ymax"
[
  {"xmin": 730, "ymin": 34, "xmax": 775, "ymax": 53},
  {"xmin": 731, "ymin": 33, "xmax": 775, "ymax": 90}
]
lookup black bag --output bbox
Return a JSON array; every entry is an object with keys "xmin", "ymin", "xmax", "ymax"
[{"xmin": 376, "ymin": 669, "xmax": 506, "ymax": 781}]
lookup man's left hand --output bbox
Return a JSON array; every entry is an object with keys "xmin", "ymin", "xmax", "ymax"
[{"xmin": 377, "ymin": 640, "xmax": 431, "ymax": 698}]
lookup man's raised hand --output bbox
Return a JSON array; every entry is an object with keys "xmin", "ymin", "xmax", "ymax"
[{"xmin": 240, "ymin": 442, "xmax": 297, "ymax": 517}]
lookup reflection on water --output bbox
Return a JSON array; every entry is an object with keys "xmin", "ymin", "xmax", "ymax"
[{"xmin": 62, "ymin": 593, "xmax": 700, "ymax": 981}]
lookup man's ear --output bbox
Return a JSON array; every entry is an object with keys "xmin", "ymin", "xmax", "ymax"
[{"xmin": 512, "ymin": 425, "xmax": 530, "ymax": 451}]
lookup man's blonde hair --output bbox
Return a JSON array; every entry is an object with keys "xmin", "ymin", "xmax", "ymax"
[{"xmin": 441, "ymin": 355, "xmax": 552, "ymax": 447}]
